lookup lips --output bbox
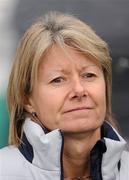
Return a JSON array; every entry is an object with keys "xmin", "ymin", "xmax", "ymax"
[{"xmin": 63, "ymin": 107, "xmax": 93, "ymax": 113}]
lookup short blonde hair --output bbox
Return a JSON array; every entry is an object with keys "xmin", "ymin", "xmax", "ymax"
[{"xmin": 8, "ymin": 11, "xmax": 115, "ymax": 146}]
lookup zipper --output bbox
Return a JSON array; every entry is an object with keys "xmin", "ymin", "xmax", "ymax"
[{"xmin": 59, "ymin": 130, "xmax": 64, "ymax": 180}]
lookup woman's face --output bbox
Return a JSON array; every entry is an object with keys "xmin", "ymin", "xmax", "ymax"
[{"xmin": 26, "ymin": 45, "xmax": 106, "ymax": 133}]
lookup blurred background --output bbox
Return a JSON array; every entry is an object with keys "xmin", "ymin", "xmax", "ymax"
[{"xmin": 0, "ymin": 0, "xmax": 129, "ymax": 148}]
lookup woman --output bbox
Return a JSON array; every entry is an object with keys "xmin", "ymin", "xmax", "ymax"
[{"xmin": 0, "ymin": 11, "xmax": 128, "ymax": 180}]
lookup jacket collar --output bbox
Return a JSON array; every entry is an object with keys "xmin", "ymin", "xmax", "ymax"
[
  {"xmin": 89, "ymin": 122, "xmax": 127, "ymax": 180},
  {"xmin": 101, "ymin": 122, "xmax": 127, "ymax": 179},
  {"xmin": 19, "ymin": 118, "xmax": 63, "ymax": 171},
  {"xmin": 19, "ymin": 118, "xmax": 127, "ymax": 179}
]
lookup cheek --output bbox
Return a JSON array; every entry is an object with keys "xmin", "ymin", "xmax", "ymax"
[
  {"xmin": 33, "ymin": 90, "xmax": 64, "ymax": 128},
  {"xmin": 89, "ymin": 80, "xmax": 106, "ymax": 111},
  {"xmin": 95, "ymin": 82, "xmax": 106, "ymax": 115}
]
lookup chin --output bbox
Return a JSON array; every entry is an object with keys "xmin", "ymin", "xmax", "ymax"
[
  {"xmin": 62, "ymin": 124, "xmax": 101, "ymax": 135},
  {"xmin": 63, "ymin": 118, "xmax": 102, "ymax": 130}
]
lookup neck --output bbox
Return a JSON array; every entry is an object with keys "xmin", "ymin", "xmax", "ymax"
[{"xmin": 63, "ymin": 128, "xmax": 100, "ymax": 178}]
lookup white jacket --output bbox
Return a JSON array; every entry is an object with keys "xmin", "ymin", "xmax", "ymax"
[{"xmin": 0, "ymin": 118, "xmax": 129, "ymax": 180}]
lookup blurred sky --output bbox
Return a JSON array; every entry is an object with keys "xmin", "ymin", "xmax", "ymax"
[{"xmin": 0, "ymin": 0, "xmax": 18, "ymax": 93}]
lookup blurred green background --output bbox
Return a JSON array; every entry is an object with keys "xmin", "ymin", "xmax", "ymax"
[{"xmin": 0, "ymin": 95, "xmax": 9, "ymax": 148}]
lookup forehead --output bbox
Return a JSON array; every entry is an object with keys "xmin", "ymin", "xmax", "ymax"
[{"xmin": 39, "ymin": 44, "xmax": 101, "ymax": 72}]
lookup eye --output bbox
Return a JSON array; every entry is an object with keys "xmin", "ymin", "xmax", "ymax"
[
  {"xmin": 86, "ymin": 73, "xmax": 96, "ymax": 78},
  {"xmin": 82, "ymin": 72, "xmax": 97, "ymax": 80},
  {"xmin": 50, "ymin": 77, "xmax": 65, "ymax": 84}
]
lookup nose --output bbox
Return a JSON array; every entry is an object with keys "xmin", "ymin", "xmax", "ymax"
[{"xmin": 69, "ymin": 77, "xmax": 86, "ymax": 100}]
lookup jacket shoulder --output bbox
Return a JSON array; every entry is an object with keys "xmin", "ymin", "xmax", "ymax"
[
  {"xmin": 0, "ymin": 146, "xmax": 30, "ymax": 179},
  {"xmin": 0, "ymin": 145, "xmax": 23, "ymax": 164},
  {"xmin": 120, "ymin": 145, "xmax": 129, "ymax": 179}
]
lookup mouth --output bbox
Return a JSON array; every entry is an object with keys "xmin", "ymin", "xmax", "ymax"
[{"xmin": 63, "ymin": 107, "xmax": 93, "ymax": 113}]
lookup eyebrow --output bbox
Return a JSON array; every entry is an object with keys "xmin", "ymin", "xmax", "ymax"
[
  {"xmin": 47, "ymin": 65, "xmax": 101, "ymax": 76},
  {"xmin": 46, "ymin": 69, "xmax": 71, "ymax": 77},
  {"xmin": 81, "ymin": 64, "xmax": 100, "ymax": 70}
]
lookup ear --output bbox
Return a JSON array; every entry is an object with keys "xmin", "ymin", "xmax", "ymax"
[{"xmin": 23, "ymin": 95, "xmax": 35, "ymax": 114}]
